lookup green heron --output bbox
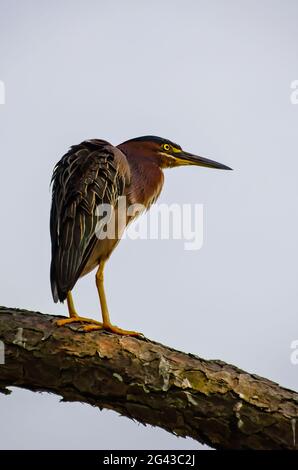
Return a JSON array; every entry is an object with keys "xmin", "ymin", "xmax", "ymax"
[{"xmin": 50, "ymin": 136, "xmax": 231, "ymax": 336}]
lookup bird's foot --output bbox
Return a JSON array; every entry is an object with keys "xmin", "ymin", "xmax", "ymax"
[
  {"xmin": 55, "ymin": 317, "xmax": 142, "ymax": 336},
  {"xmin": 56, "ymin": 317, "xmax": 103, "ymax": 328},
  {"xmin": 80, "ymin": 324, "xmax": 103, "ymax": 332},
  {"xmin": 103, "ymin": 323, "xmax": 143, "ymax": 337}
]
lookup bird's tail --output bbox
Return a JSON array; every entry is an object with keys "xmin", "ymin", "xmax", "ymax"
[{"xmin": 50, "ymin": 259, "xmax": 67, "ymax": 303}]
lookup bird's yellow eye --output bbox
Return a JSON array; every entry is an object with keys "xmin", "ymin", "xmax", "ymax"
[{"xmin": 163, "ymin": 143, "xmax": 171, "ymax": 151}]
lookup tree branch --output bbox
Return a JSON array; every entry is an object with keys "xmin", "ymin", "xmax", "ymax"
[{"xmin": 0, "ymin": 306, "xmax": 297, "ymax": 449}]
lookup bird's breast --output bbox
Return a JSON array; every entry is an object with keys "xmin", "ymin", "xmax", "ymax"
[{"xmin": 125, "ymin": 160, "xmax": 164, "ymax": 211}]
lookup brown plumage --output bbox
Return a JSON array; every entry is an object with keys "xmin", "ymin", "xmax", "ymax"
[
  {"xmin": 50, "ymin": 135, "xmax": 231, "ymax": 335},
  {"xmin": 50, "ymin": 139, "xmax": 129, "ymax": 302}
]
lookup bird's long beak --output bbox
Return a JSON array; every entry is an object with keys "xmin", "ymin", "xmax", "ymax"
[{"xmin": 175, "ymin": 151, "xmax": 232, "ymax": 170}]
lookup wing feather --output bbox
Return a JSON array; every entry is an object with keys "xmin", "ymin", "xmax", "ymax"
[{"xmin": 50, "ymin": 139, "xmax": 130, "ymax": 302}]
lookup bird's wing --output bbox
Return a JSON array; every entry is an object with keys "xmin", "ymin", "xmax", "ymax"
[{"xmin": 50, "ymin": 139, "xmax": 130, "ymax": 302}]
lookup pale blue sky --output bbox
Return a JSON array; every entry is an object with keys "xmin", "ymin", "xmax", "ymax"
[{"xmin": 0, "ymin": 0, "xmax": 298, "ymax": 449}]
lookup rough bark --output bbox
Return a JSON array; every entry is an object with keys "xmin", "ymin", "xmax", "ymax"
[{"xmin": 0, "ymin": 306, "xmax": 297, "ymax": 450}]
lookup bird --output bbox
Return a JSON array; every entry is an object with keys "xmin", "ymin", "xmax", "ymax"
[{"xmin": 50, "ymin": 136, "xmax": 232, "ymax": 336}]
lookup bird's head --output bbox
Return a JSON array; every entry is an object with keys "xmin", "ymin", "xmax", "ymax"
[{"xmin": 119, "ymin": 136, "xmax": 232, "ymax": 170}]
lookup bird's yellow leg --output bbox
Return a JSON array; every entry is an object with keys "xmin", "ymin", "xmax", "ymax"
[
  {"xmin": 94, "ymin": 261, "xmax": 142, "ymax": 337},
  {"xmin": 56, "ymin": 292, "xmax": 103, "ymax": 328}
]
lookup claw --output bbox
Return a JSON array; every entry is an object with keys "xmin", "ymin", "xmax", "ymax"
[{"xmin": 103, "ymin": 323, "xmax": 143, "ymax": 337}]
